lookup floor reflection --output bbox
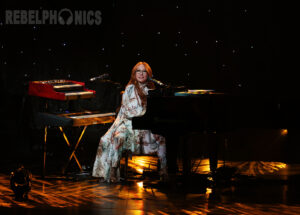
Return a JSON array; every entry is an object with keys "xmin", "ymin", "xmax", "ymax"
[
  {"xmin": 127, "ymin": 156, "xmax": 288, "ymax": 177},
  {"xmin": 1, "ymin": 157, "xmax": 300, "ymax": 214}
]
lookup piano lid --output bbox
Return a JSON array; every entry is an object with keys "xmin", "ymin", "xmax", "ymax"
[{"xmin": 28, "ymin": 79, "xmax": 96, "ymax": 100}]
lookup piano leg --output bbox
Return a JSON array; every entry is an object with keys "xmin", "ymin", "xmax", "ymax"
[
  {"xmin": 165, "ymin": 134, "xmax": 179, "ymax": 175},
  {"xmin": 165, "ymin": 133, "xmax": 191, "ymax": 185},
  {"xmin": 207, "ymin": 133, "xmax": 216, "ymax": 174},
  {"xmin": 42, "ymin": 126, "xmax": 47, "ymax": 178},
  {"xmin": 181, "ymin": 134, "xmax": 191, "ymax": 181},
  {"xmin": 207, "ymin": 132, "xmax": 223, "ymax": 182}
]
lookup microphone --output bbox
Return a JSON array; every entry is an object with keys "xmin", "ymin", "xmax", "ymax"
[
  {"xmin": 148, "ymin": 77, "xmax": 166, "ymax": 87},
  {"xmin": 89, "ymin": 73, "xmax": 109, "ymax": 82}
]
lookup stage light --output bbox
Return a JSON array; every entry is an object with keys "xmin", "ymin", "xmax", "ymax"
[
  {"xmin": 137, "ymin": 181, "xmax": 143, "ymax": 189},
  {"xmin": 10, "ymin": 164, "xmax": 32, "ymax": 201},
  {"xmin": 281, "ymin": 129, "xmax": 288, "ymax": 136}
]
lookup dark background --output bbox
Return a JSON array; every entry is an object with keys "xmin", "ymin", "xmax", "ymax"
[
  {"xmin": 1, "ymin": 0, "xmax": 281, "ymax": 93},
  {"xmin": 1, "ymin": 1, "xmax": 293, "ymax": 174}
]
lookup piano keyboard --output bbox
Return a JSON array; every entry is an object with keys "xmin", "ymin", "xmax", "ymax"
[
  {"xmin": 70, "ymin": 112, "xmax": 116, "ymax": 126},
  {"xmin": 53, "ymin": 83, "xmax": 83, "ymax": 90},
  {"xmin": 69, "ymin": 112, "xmax": 115, "ymax": 119},
  {"xmin": 36, "ymin": 111, "xmax": 116, "ymax": 127},
  {"xmin": 64, "ymin": 91, "xmax": 95, "ymax": 100},
  {"xmin": 28, "ymin": 79, "xmax": 96, "ymax": 100}
]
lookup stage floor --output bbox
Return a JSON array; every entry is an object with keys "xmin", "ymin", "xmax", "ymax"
[{"xmin": 1, "ymin": 158, "xmax": 300, "ymax": 214}]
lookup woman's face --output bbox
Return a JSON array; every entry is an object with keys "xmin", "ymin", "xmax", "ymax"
[{"xmin": 135, "ymin": 64, "xmax": 148, "ymax": 83}]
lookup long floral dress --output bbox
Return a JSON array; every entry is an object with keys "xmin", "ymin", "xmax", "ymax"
[{"xmin": 92, "ymin": 83, "xmax": 167, "ymax": 182}]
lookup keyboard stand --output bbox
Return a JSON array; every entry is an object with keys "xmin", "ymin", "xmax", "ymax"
[{"xmin": 59, "ymin": 126, "xmax": 87, "ymax": 174}]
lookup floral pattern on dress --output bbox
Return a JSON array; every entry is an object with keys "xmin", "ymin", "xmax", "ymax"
[{"xmin": 92, "ymin": 84, "xmax": 167, "ymax": 181}]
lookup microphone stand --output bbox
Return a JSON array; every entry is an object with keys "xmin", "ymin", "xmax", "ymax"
[{"xmin": 149, "ymin": 79, "xmax": 187, "ymax": 97}]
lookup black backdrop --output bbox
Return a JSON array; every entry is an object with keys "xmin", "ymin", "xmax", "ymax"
[{"xmin": 1, "ymin": 1, "xmax": 288, "ymax": 172}]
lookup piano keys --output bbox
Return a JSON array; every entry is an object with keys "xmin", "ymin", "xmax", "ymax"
[
  {"xmin": 36, "ymin": 111, "xmax": 116, "ymax": 127},
  {"xmin": 28, "ymin": 79, "xmax": 96, "ymax": 100}
]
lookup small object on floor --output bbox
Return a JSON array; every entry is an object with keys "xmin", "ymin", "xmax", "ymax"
[{"xmin": 10, "ymin": 164, "xmax": 32, "ymax": 201}]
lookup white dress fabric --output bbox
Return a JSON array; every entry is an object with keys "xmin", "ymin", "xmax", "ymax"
[{"xmin": 92, "ymin": 84, "xmax": 167, "ymax": 181}]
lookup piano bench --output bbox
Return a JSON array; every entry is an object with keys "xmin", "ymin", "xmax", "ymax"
[{"xmin": 120, "ymin": 151, "xmax": 161, "ymax": 181}]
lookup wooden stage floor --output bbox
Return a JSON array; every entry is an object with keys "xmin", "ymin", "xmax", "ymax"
[{"xmin": 1, "ymin": 157, "xmax": 300, "ymax": 214}]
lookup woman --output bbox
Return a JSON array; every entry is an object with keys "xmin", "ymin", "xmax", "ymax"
[{"xmin": 92, "ymin": 62, "xmax": 167, "ymax": 183}]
